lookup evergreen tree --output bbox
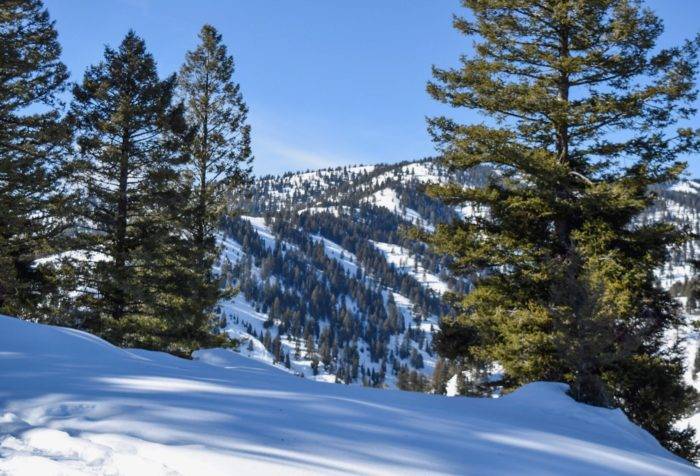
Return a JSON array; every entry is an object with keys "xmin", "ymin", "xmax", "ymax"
[
  {"xmin": 410, "ymin": 347, "xmax": 424, "ymax": 369},
  {"xmin": 432, "ymin": 358, "xmax": 448, "ymax": 395},
  {"xmin": 455, "ymin": 367, "xmax": 467, "ymax": 397},
  {"xmin": 396, "ymin": 366, "xmax": 410, "ymax": 390},
  {"xmin": 69, "ymin": 32, "xmax": 227, "ymax": 354},
  {"xmin": 294, "ymin": 339, "xmax": 302, "ymax": 359},
  {"xmin": 0, "ymin": 0, "xmax": 71, "ymax": 319},
  {"xmin": 177, "ymin": 24, "xmax": 253, "ymax": 331},
  {"xmin": 426, "ymin": 0, "xmax": 699, "ymax": 458}
]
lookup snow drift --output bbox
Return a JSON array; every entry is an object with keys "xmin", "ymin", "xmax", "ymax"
[{"xmin": 0, "ymin": 315, "xmax": 696, "ymax": 475}]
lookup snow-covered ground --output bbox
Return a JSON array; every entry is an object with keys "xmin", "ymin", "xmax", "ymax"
[
  {"xmin": 240, "ymin": 215, "xmax": 279, "ymax": 250},
  {"xmin": 0, "ymin": 316, "xmax": 696, "ymax": 475},
  {"xmin": 670, "ymin": 180, "xmax": 700, "ymax": 195},
  {"xmin": 310, "ymin": 234, "xmax": 360, "ymax": 275},
  {"xmin": 370, "ymin": 240, "xmax": 449, "ymax": 295},
  {"xmin": 361, "ymin": 188, "xmax": 434, "ymax": 231}
]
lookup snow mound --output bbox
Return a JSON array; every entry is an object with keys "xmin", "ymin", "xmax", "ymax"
[
  {"xmin": 670, "ymin": 180, "xmax": 700, "ymax": 194},
  {"xmin": 0, "ymin": 315, "xmax": 696, "ymax": 475}
]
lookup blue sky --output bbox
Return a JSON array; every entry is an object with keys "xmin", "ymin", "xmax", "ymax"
[{"xmin": 45, "ymin": 0, "xmax": 700, "ymax": 176}]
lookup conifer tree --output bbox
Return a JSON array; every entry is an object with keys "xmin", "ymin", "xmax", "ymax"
[
  {"xmin": 0, "ymin": 0, "xmax": 71, "ymax": 319},
  {"xmin": 426, "ymin": 0, "xmax": 700, "ymax": 458},
  {"xmin": 432, "ymin": 358, "xmax": 448, "ymax": 395},
  {"xmin": 68, "ymin": 32, "xmax": 225, "ymax": 353},
  {"xmin": 177, "ymin": 24, "xmax": 253, "ymax": 332}
]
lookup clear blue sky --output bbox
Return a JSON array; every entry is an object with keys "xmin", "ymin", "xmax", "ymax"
[{"xmin": 45, "ymin": 0, "xmax": 700, "ymax": 177}]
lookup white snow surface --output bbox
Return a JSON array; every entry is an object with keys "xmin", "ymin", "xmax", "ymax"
[
  {"xmin": 240, "ymin": 215, "xmax": 279, "ymax": 250},
  {"xmin": 0, "ymin": 316, "xmax": 696, "ymax": 475},
  {"xmin": 370, "ymin": 240, "xmax": 449, "ymax": 295},
  {"xmin": 361, "ymin": 188, "xmax": 434, "ymax": 231},
  {"xmin": 670, "ymin": 180, "xmax": 700, "ymax": 194}
]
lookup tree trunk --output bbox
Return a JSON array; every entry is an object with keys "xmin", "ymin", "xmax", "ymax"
[{"xmin": 113, "ymin": 129, "xmax": 129, "ymax": 320}]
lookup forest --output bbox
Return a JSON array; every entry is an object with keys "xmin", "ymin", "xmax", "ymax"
[{"xmin": 2, "ymin": 0, "xmax": 700, "ymax": 468}]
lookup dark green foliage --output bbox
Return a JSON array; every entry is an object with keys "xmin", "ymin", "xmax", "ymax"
[
  {"xmin": 0, "ymin": 0, "xmax": 71, "ymax": 319},
  {"xmin": 397, "ymin": 365, "xmax": 429, "ymax": 392},
  {"xmin": 68, "ymin": 31, "xmax": 230, "ymax": 355},
  {"xmin": 176, "ymin": 24, "xmax": 253, "ymax": 338},
  {"xmin": 426, "ymin": 0, "xmax": 700, "ymax": 458}
]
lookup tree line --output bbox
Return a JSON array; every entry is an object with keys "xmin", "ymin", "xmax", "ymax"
[{"xmin": 0, "ymin": 0, "xmax": 251, "ymax": 356}]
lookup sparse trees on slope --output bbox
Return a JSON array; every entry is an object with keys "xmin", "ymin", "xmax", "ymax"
[
  {"xmin": 0, "ymin": 0, "xmax": 71, "ymax": 319},
  {"xmin": 426, "ymin": 0, "xmax": 700, "ymax": 459}
]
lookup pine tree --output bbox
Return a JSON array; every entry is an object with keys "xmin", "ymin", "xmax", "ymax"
[
  {"xmin": 432, "ymin": 358, "xmax": 448, "ymax": 395},
  {"xmin": 68, "ymin": 31, "xmax": 226, "ymax": 354},
  {"xmin": 176, "ymin": 24, "xmax": 253, "ymax": 332},
  {"xmin": 0, "ymin": 0, "xmax": 71, "ymax": 319},
  {"xmin": 305, "ymin": 333, "xmax": 316, "ymax": 357},
  {"xmin": 396, "ymin": 366, "xmax": 410, "ymax": 390},
  {"xmin": 455, "ymin": 367, "xmax": 467, "ymax": 397},
  {"xmin": 426, "ymin": 0, "xmax": 699, "ymax": 458},
  {"xmin": 294, "ymin": 338, "xmax": 302, "ymax": 359}
]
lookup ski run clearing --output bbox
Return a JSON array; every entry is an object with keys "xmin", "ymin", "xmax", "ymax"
[{"xmin": 0, "ymin": 316, "xmax": 697, "ymax": 475}]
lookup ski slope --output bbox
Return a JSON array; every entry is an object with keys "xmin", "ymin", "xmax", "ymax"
[{"xmin": 0, "ymin": 316, "xmax": 696, "ymax": 475}]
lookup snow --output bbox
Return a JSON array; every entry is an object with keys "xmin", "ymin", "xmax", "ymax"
[
  {"xmin": 261, "ymin": 165, "xmax": 376, "ymax": 203},
  {"xmin": 0, "ymin": 315, "xmax": 696, "ymax": 475},
  {"xmin": 297, "ymin": 205, "xmax": 348, "ymax": 217},
  {"xmin": 371, "ymin": 162, "xmax": 447, "ymax": 188},
  {"xmin": 216, "ymin": 233, "xmax": 246, "ymax": 268},
  {"xmin": 33, "ymin": 250, "xmax": 112, "ymax": 267},
  {"xmin": 670, "ymin": 181, "xmax": 700, "ymax": 194},
  {"xmin": 370, "ymin": 240, "xmax": 450, "ymax": 295},
  {"xmin": 361, "ymin": 188, "xmax": 434, "ymax": 231},
  {"xmin": 310, "ymin": 234, "xmax": 360, "ymax": 275},
  {"xmin": 240, "ymin": 215, "xmax": 278, "ymax": 250},
  {"xmin": 657, "ymin": 262, "xmax": 695, "ymax": 289}
]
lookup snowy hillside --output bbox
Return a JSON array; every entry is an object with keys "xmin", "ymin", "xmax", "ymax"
[
  {"xmin": 215, "ymin": 159, "xmax": 700, "ymax": 391},
  {"xmin": 0, "ymin": 315, "xmax": 697, "ymax": 475}
]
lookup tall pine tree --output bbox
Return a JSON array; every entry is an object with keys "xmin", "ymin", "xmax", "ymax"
[
  {"xmin": 0, "ymin": 0, "xmax": 72, "ymax": 320},
  {"xmin": 69, "ymin": 31, "xmax": 202, "ymax": 352},
  {"xmin": 176, "ymin": 24, "xmax": 253, "ymax": 335},
  {"xmin": 426, "ymin": 0, "xmax": 700, "ymax": 459}
]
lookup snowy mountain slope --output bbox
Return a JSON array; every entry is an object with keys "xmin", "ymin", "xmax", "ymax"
[
  {"xmin": 219, "ymin": 159, "xmax": 700, "ymax": 392},
  {"xmin": 216, "ymin": 222, "xmax": 438, "ymax": 389},
  {"xmin": 370, "ymin": 240, "xmax": 449, "ymax": 295},
  {"xmin": 0, "ymin": 315, "xmax": 696, "ymax": 476}
]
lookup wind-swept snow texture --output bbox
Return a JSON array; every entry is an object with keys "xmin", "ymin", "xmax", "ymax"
[{"xmin": 0, "ymin": 316, "xmax": 696, "ymax": 475}]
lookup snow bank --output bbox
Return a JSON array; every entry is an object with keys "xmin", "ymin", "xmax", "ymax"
[{"xmin": 0, "ymin": 315, "xmax": 696, "ymax": 475}]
